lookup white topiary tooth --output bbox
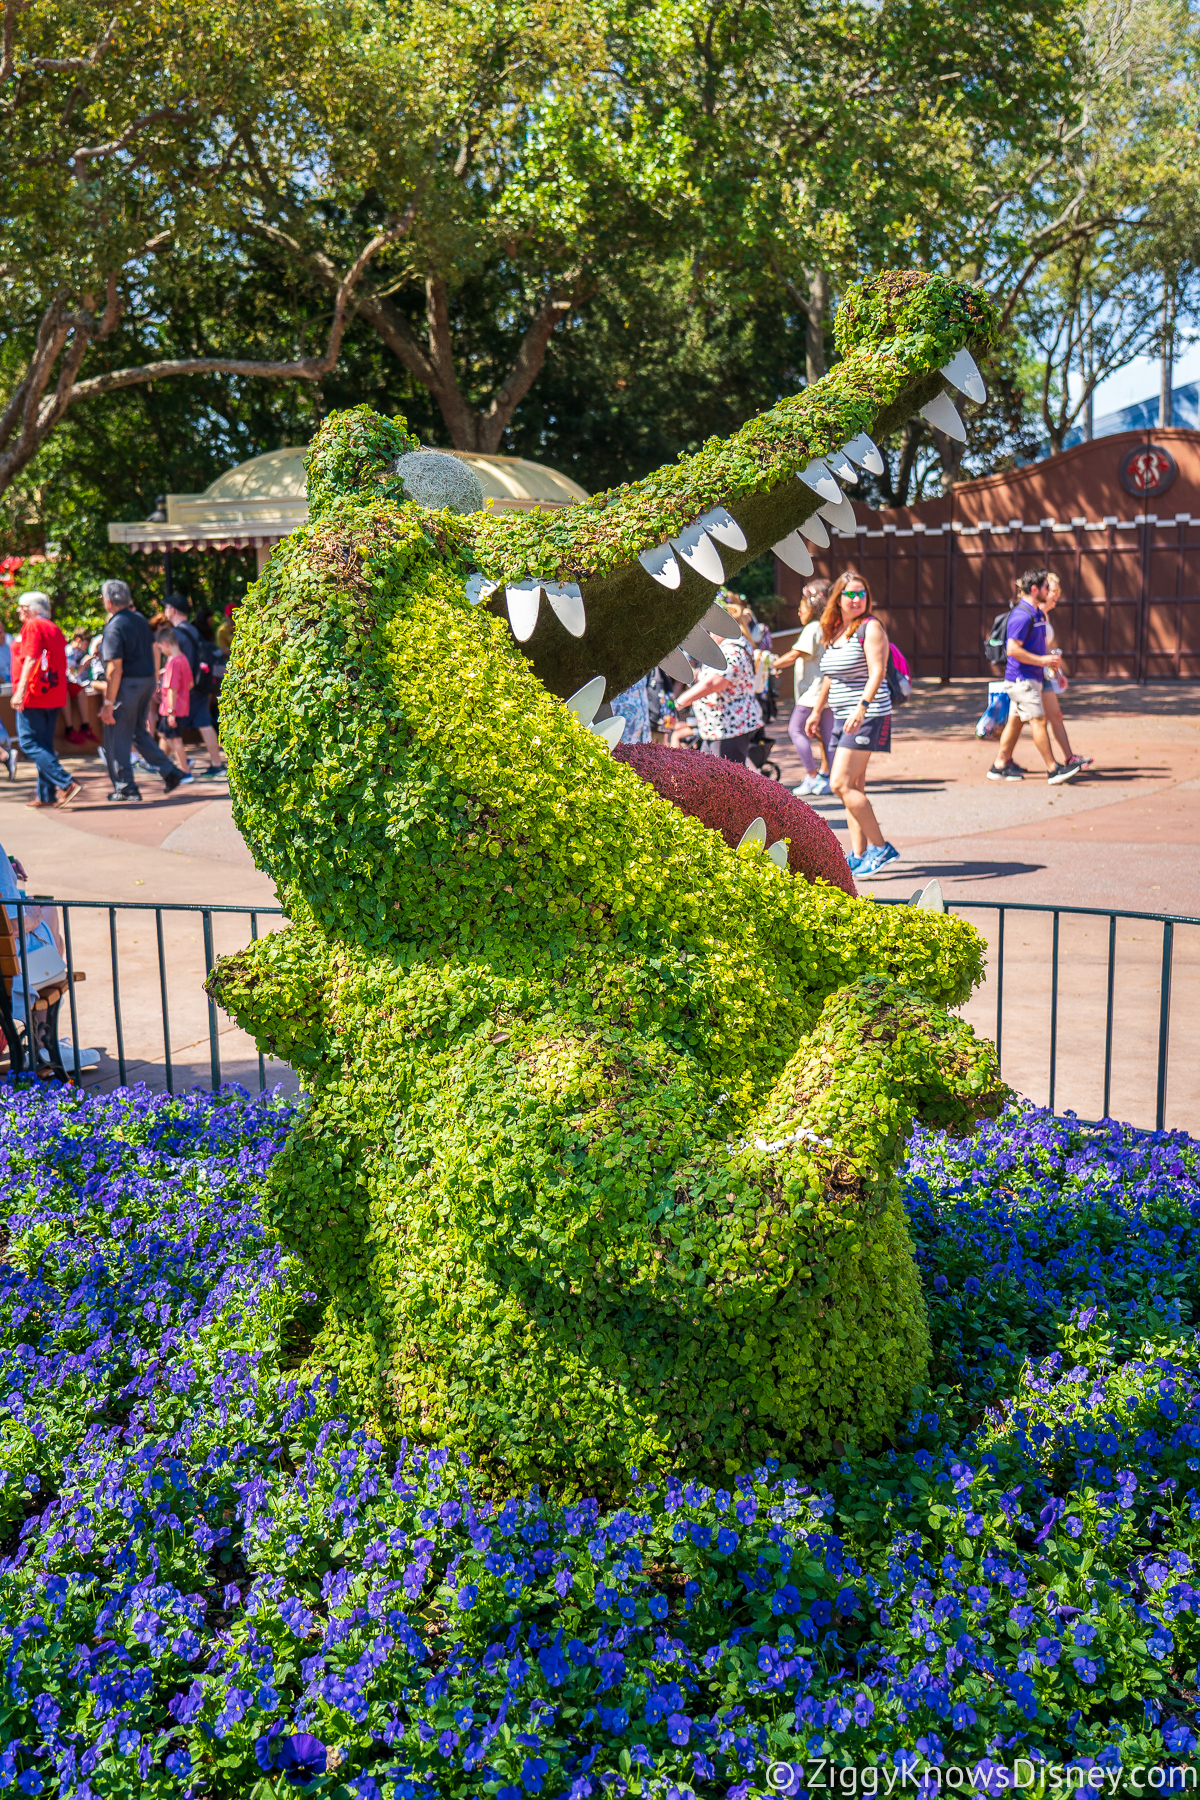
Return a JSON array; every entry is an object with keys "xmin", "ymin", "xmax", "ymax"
[
  {"xmin": 736, "ymin": 817, "xmax": 767, "ymax": 850},
  {"xmin": 543, "ymin": 580, "xmax": 586, "ymax": 638},
  {"xmin": 773, "ymin": 533, "xmax": 814, "ymax": 576},
  {"xmin": 464, "ymin": 573, "xmax": 499, "ymax": 606},
  {"xmin": 670, "ymin": 522, "xmax": 725, "ymax": 585},
  {"xmin": 766, "ymin": 841, "xmax": 788, "ymax": 869},
  {"xmin": 818, "ymin": 495, "xmax": 858, "ymax": 534},
  {"xmin": 638, "ymin": 543, "xmax": 681, "ymax": 589},
  {"xmin": 506, "ymin": 582, "xmax": 542, "ymax": 641},
  {"xmin": 826, "ymin": 451, "xmax": 858, "ymax": 485},
  {"xmin": 940, "ymin": 348, "xmax": 986, "ymax": 403},
  {"xmin": 700, "ymin": 601, "xmax": 734, "ymax": 633},
  {"xmin": 695, "ymin": 505, "xmax": 748, "ymax": 552},
  {"xmin": 910, "ymin": 878, "xmax": 945, "ymax": 911},
  {"xmin": 660, "ymin": 647, "xmax": 695, "ymax": 683},
  {"xmin": 919, "ymin": 392, "xmax": 967, "ymax": 442},
  {"xmin": 590, "ymin": 716, "xmax": 625, "ymax": 751},
  {"xmin": 800, "ymin": 459, "xmax": 842, "ymax": 504},
  {"xmin": 797, "ymin": 514, "xmax": 830, "ymax": 548},
  {"xmin": 681, "ymin": 625, "xmax": 731, "ymax": 669},
  {"xmin": 565, "ymin": 675, "xmax": 606, "ymax": 727},
  {"xmin": 842, "ymin": 433, "xmax": 886, "ymax": 476}
]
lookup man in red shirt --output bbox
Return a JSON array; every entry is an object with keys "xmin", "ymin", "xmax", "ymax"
[{"xmin": 11, "ymin": 591, "xmax": 81, "ymax": 809}]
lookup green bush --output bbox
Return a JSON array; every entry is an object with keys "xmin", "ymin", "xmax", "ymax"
[{"xmin": 212, "ymin": 270, "xmax": 1005, "ymax": 1488}]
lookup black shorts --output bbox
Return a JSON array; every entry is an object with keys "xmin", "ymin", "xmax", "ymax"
[
  {"xmin": 830, "ymin": 713, "xmax": 891, "ymax": 755},
  {"xmin": 158, "ymin": 722, "xmax": 183, "ymax": 740},
  {"xmin": 699, "ymin": 732, "xmax": 754, "ymax": 763}
]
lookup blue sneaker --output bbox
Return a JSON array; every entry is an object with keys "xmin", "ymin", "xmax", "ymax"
[
  {"xmin": 857, "ymin": 842, "xmax": 900, "ymax": 877},
  {"xmin": 809, "ymin": 775, "xmax": 833, "ymax": 796},
  {"xmin": 846, "ymin": 848, "xmax": 868, "ymax": 873}
]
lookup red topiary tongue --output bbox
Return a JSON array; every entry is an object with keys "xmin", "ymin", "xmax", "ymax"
[{"xmin": 614, "ymin": 742, "xmax": 856, "ymax": 896}]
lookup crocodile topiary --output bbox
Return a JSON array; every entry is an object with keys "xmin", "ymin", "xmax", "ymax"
[{"xmin": 210, "ymin": 270, "xmax": 1006, "ymax": 1489}]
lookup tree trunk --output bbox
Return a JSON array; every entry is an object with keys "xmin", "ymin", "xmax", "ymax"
[
  {"xmin": 0, "ymin": 218, "xmax": 414, "ymax": 502},
  {"xmin": 1161, "ymin": 281, "xmax": 1176, "ymax": 429},
  {"xmin": 893, "ymin": 419, "xmax": 920, "ymax": 506},
  {"xmin": 936, "ymin": 431, "xmax": 965, "ymax": 492},
  {"xmin": 264, "ymin": 237, "xmax": 584, "ymax": 453},
  {"xmin": 803, "ymin": 267, "xmax": 828, "ymax": 384}
]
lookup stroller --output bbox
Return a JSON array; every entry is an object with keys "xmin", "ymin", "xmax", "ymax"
[{"xmin": 745, "ymin": 728, "xmax": 780, "ymax": 781}]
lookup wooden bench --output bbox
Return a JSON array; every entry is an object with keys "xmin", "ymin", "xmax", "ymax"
[{"xmin": 0, "ymin": 905, "xmax": 86, "ymax": 1078}]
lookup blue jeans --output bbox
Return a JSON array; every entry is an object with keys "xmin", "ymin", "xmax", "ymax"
[{"xmin": 16, "ymin": 707, "xmax": 70, "ymax": 803}]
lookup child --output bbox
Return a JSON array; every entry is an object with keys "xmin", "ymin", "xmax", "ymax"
[
  {"xmin": 64, "ymin": 629, "xmax": 97, "ymax": 743},
  {"xmin": 156, "ymin": 626, "xmax": 193, "ymax": 777}
]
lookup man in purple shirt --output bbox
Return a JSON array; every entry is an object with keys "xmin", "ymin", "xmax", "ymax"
[{"xmin": 986, "ymin": 570, "xmax": 1081, "ymax": 785}]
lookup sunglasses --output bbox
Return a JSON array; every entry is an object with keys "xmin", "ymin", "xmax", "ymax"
[{"xmin": 843, "ymin": 588, "xmax": 867, "ymax": 600}]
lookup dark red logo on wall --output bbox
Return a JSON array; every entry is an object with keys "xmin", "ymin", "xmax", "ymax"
[{"xmin": 1120, "ymin": 443, "xmax": 1177, "ymax": 497}]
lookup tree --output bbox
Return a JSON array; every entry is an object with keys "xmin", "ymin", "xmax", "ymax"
[
  {"xmin": 890, "ymin": 0, "xmax": 1200, "ymax": 485},
  {"xmin": 217, "ymin": 0, "xmax": 687, "ymax": 452},
  {"xmin": 0, "ymin": 0, "xmax": 430, "ymax": 501}
]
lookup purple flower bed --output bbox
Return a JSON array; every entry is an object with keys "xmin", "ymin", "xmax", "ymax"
[{"xmin": 0, "ymin": 1082, "xmax": 1198, "ymax": 1798}]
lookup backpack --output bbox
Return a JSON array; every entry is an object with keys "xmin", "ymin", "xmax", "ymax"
[
  {"xmin": 984, "ymin": 609, "xmax": 1012, "ymax": 667},
  {"xmin": 175, "ymin": 620, "xmax": 213, "ymax": 697},
  {"xmin": 853, "ymin": 619, "xmax": 910, "ymax": 705}
]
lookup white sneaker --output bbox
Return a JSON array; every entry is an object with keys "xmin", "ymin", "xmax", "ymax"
[
  {"xmin": 809, "ymin": 775, "xmax": 833, "ymax": 796},
  {"xmin": 792, "ymin": 776, "xmax": 816, "ymax": 796},
  {"xmin": 49, "ymin": 1041, "xmax": 101, "ymax": 1069}
]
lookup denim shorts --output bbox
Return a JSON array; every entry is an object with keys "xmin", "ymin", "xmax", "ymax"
[{"xmin": 830, "ymin": 713, "xmax": 891, "ymax": 755}]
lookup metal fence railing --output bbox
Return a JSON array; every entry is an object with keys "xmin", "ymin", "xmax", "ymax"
[
  {"xmin": 0, "ymin": 899, "xmax": 286, "ymax": 1095},
  {"xmin": 2, "ymin": 896, "xmax": 1196, "ymax": 1129},
  {"xmin": 884, "ymin": 896, "xmax": 1199, "ymax": 1133}
]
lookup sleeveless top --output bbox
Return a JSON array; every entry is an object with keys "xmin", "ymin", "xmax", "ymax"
[{"xmin": 819, "ymin": 619, "xmax": 892, "ymax": 721}]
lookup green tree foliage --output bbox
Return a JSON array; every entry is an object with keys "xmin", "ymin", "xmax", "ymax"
[
  {"xmin": 219, "ymin": 0, "xmax": 690, "ymax": 451},
  {"xmin": 0, "ymin": 0, "xmax": 422, "ymax": 503}
]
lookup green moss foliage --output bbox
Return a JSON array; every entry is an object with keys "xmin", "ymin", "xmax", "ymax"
[{"xmin": 213, "ymin": 272, "xmax": 1006, "ymax": 1488}]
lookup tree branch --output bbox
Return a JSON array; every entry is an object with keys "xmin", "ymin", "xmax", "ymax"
[
  {"xmin": 473, "ymin": 278, "xmax": 591, "ymax": 452},
  {"xmin": 0, "ymin": 210, "xmax": 418, "ymax": 498}
]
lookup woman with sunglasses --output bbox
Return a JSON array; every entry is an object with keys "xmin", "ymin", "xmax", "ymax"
[{"xmin": 805, "ymin": 569, "xmax": 898, "ymax": 878}]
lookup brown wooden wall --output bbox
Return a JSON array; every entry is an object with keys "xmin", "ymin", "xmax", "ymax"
[
  {"xmin": 775, "ymin": 515, "xmax": 1200, "ymax": 680},
  {"xmin": 771, "ymin": 430, "xmax": 1200, "ymax": 679}
]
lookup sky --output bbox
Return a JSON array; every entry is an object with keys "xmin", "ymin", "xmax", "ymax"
[{"xmin": 1090, "ymin": 338, "xmax": 1200, "ymax": 416}]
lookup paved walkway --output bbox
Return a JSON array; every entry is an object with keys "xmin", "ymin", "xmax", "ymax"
[
  {"xmin": 1, "ymin": 687, "xmax": 1196, "ymax": 1127},
  {"xmin": 771, "ymin": 680, "xmax": 1200, "ymax": 911},
  {"xmin": 769, "ymin": 681, "xmax": 1200, "ymax": 1130},
  {"xmin": 0, "ymin": 751, "xmax": 289, "ymax": 1095}
]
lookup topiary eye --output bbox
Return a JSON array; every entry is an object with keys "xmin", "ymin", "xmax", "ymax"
[{"xmin": 390, "ymin": 450, "xmax": 485, "ymax": 515}]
